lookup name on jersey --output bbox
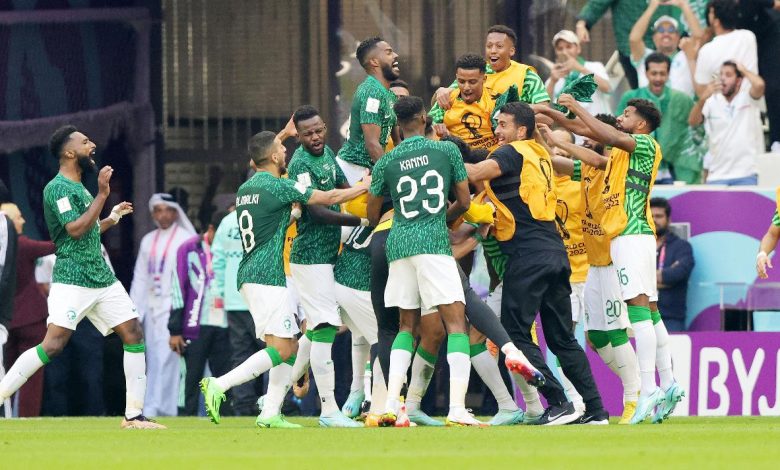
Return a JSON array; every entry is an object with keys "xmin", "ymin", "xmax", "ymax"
[
  {"xmin": 399, "ymin": 155, "xmax": 429, "ymax": 171},
  {"xmin": 236, "ymin": 194, "xmax": 260, "ymax": 207}
]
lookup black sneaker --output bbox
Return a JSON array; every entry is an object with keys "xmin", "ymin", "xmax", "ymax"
[
  {"xmin": 536, "ymin": 401, "xmax": 583, "ymax": 426},
  {"xmin": 574, "ymin": 409, "xmax": 609, "ymax": 425}
]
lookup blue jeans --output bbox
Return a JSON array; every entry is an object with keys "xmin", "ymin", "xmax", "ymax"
[{"xmin": 706, "ymin": 174, "xmax": 758, "ymax": 186}]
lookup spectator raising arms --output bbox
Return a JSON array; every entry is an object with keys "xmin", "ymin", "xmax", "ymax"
[{"xmin": 689, "ymin": 61, "xmax": 765, "ymax": 185}]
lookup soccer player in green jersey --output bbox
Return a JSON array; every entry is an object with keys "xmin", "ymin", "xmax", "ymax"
[
  {"xmin": 286, "ymin": 105, "xmax": 369, "ymax": 427},
  {"xmin": 0, "ymin": 125, "xmax": 163, "ymax": 429},
  {"xmin": 365, "ymin": 95, "xmax": 476, "ymax": 427},
  {"xmin": 199, "ymin": 130, "xmax": 367, "ymax": 428},
  {"xmin": 545, "ymin": 94, "xmax": 683, "ymax": 424},
  {"xmin": 337, "ymin": 36, "xmax": 401, "ymax": 183}
]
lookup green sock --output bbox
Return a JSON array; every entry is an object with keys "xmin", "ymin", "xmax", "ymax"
[
  {"xmin": 310, "ymin": 325, "xmax": 338, "ymax": 343},
  {"xmin": 469, "ymin": 342, "xmax": 488, "ymax": 358},
  {"xmin": 651, "ymin": 310, "xmax": 662, "ymax": 325},
  {"xmin": 36, "ymin": 344, "xmax": 51, "ymax": 365},
  {"xmin": 266, "ymin": 346, "xmax": 283, "ymax": 367},
  {"xmin": 587, "ymin": 330, "xmax": 610, "ymax": 349},
  {"xmin": 391, "ymin": 331, "xmax": 415, "ymax": 353},
  {"xmin": 608, "ymin": 329, "xmax": 629, "ymax": 347},
  {"xmin": 627, "ymin": 305, "xmax": 652, "ymax": 323},
  {"xmin": 447, "ymin": 333, "xmax": 470, "ymax": 355},
  {"xmin": 417, "ymin": 345, "xmax": 438, "ymax": 364},
  {"xmin": 284, "ymin": 353, "xmax": 297, "ymax": 366}
]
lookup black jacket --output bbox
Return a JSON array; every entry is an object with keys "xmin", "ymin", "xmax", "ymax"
[
  {"xmin": 657, "ymin": 231, "xmax": 694, "ymax": 322},
  {"xmin": 0, "ymin": 214, "xmax": 18, "ymax": 328}
]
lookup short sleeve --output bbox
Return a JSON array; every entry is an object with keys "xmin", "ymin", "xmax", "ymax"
[
  {"xmin": 359, "ymin": 89, "xmax": 386, "ymax": 126},
  {"xmin": 286, "ymin": 157, "xmax": 309, "ymax": 188},
  {"xmin": 446, "ymin": 143, "xmax": 468, "ymax": 183},
  {"xmin": 772, "ymin": 210, "xmax": 779, "ymax": 227},
  {"xmin": 694, "ymin": 47, "xmax": 712, "ymax": 85},
  {"xmin": 368, "ymin": 160, "xmax": 386, "ymax": 196},
  {"xmin": 45, "ymin": 184, "xmax": 83, "ymax": 226},
  {"xmin": 631, "ymin": 134, "xmax": 656, "ymax": 162},
  {"xmin": 572, "ymin": 160, "xmax": 582, "ymax": 182},
  {"xmin": 490, "ymin": 145, "xmax": 522, "ymax": 177},
  {"xmin": 522, "ymin": 70, "xmax": 551, "ymax": 104},
  {"xmin": 277, "ymin": 177, "xmax": 313, "ymax": 204}
]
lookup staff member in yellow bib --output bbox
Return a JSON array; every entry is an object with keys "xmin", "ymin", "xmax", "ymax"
[
  {"xmin": 431, "ymin": 54, "xmax": 501, "ymax": 151},
  {"xmin": 465, "ymin": 101, "xmax": 607, "ymax": 426},
  {"xmin": 551, "ymin": 94, "xmax": 683, "ymax": 425}
]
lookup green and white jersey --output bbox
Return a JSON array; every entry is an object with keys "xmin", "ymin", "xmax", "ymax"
[
  {"xmin": 337, "ymin": 75, "xmax": 397, "ymax": 169},
  {"xmin": 42, "ymin": 173, "xmax": 116, "ymax": 288},
  {"xmin": 287, "ymin": 145, "xmax": 348, "ymax": 265},
  {"xmin": 235, "ymin": 172, "xmax": 313, "ymax": 288},
  {"xmin": 369, "ymin": 136, "xmax": 467, "ymax": 263},
  {"xmin": 334, "ymin": 225, "xmax": 372, "ymax": 291},
  {"xmin": 621, "ymin": 134, "xmax": 657, "ymax": 236},
  {"xmin": 772, "ymin": 210, "xmax": 779, "ymax": 227}
]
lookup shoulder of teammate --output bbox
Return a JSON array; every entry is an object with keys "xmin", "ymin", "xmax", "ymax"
[
  {"xmin": 490, "ymin": 143, "xmax": 522, "ymax": 176},
  {"xmin": 522, "ymin": 68, "xmax": 551, "ymax": 104}
]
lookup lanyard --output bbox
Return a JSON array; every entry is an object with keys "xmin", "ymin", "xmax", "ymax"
[
  {"xmin": 202, "ymin": 238, "xmax": 213, "ymax": 278},
  {"xmin": 658, "ymin": 241, "xmax": 667, "ymax": 268},
  {"xmin": 148, "ymin": 225, "xmax": 179, "ymax": 275}
]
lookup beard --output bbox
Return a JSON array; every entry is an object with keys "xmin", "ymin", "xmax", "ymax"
[
  {"xmin": 656, "ymin": 225, "xmax": 668, "ymax": 237},
  {"xmin": 381, "ymin": 62, "xmax": 400, "ymax": 81},
  {"xmin": 78, "ymin": 155, "xmax": 97, "ymax": 174}
]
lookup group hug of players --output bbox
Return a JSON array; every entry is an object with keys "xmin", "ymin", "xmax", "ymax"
[
  {"xmin": 195, "ymin": 24, "xmax": 685, "ymax": 429},
  {"xmin": 0, "ymin": 24, "xmax": 682, "ymax": 430}
]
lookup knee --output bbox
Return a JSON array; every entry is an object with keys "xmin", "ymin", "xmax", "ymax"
[
  {"xmin": 274, "ymin": 338, "xmax": 298, "ymax": 362},
  {"xmin": 119, "ymin": 320, "xmax": 144, "ymax": 345}
]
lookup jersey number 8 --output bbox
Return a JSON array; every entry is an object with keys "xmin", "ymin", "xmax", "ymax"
[
  {"xmin": 238, "ymin": 210, "xmax": 255, "ymax": 252},
  {"xmin": 396, "ymin": 169, "xmax": 445, "ymax": 218}
]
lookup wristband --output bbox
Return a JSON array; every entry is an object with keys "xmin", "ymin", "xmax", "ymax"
[
  {"xmin": 472, "ymin": 232, "xmax": 485, "ymax": 243},
  {"xmin": 108, "ymin": 211, "xmax": 122, "ymax": 223},
  {"xmin": 757, "ymin": 251, "xmax": 768, "ymax": 260},
  {"xmin": 360, "ymin": 218, "xmax": 370, "ymax": 227},
  {"xmin": 291, "ymin": 207, "xmax": 302, "ymax": 220}
]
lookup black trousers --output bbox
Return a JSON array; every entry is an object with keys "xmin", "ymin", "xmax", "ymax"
[
  {"xmin": 227, "ymin": 310, "xmax": 266, "ymax": 415},
  {"xmin": 501, "ymin": 251, "xmax": 603, "ymax": 411},
  {"xmin": 181, "ymin": 325, "xmax": 233, "ymax": 416}
]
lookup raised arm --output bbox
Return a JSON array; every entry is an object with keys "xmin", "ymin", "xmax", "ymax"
[
  {"xmin": 66, "ymin": 166, "xmax": 112, "ymax": 239},
  {"xmin": 308, "ymin": 183, "xmax": 369, "ymax": 207},
  {"xmin": 306, "ymin": 204, "xmax": 365, "ymax": 227},
  {"xmin": 737, "ymin": 62, "xmax": 766, "ymax": 99},
  {"xmin": 629, "ymin": 0, "xmax": 658, "ymax": 62},
  {"xmin": 672, "ymin": 0, "xmax": 704, "ymax": 41},
  {"xmin": 532, "ymin": 104, "xmax": 600, "ymax": 141},
  {"xmin": 539, "ymin": 123, "xmax": 608, "ymax": 170},
  {"xmin": 559, "ymin": 94, "xmax": 636, "ymax": 153}
]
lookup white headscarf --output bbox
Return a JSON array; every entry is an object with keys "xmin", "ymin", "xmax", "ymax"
[{"xmin": 148, "ymin": 193, "xmax": 196, "ymax": 234}]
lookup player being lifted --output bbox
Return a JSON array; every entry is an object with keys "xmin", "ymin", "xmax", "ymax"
[
  {"xmin": 0, "ymin": 126, "xmax": 161, "ymax": 429},
  {"xmin": 200, "ymin": 130, "xmax": 367, "ymax": 428},
  {"xmin": 367, "ymin": 96, "xmax": 541, "ymax": 427},
  {"xmin": 539, "ymin": 95, "xmax": 683, "ymax": 424},
  {"xmin": 337, "ymin": 36, "xmax": 401, "ymax": 182}
]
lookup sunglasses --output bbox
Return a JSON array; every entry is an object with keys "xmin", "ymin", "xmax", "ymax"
[{"xmin": 655, "ymin": 26, "xmax": 678, "ymax": 33}]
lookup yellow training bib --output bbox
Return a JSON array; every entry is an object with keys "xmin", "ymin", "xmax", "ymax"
[{"xmin": 555, "ymin": 174, "xmax": 589, "ymax": 283}]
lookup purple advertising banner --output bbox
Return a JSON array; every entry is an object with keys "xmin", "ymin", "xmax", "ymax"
[{"xmin": 585, "ymin": 332, "xmax": 780, "ymax": 416}]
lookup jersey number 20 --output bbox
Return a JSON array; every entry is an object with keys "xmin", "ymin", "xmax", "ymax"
[{"xmin": 396, "ymin": 170, "xmax": 444, "ymax": 218}]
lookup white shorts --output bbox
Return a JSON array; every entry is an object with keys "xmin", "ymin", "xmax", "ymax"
[
  {"xmin": 290, "ymin": 263, "xmax": 342, "ymax": 328},
  {"xmin": 570, "ymin": 282, "xmax": 585, "ymax": 324},
  {"xmin": 610, "ymin": 234, "xmax": 658, "ymax": 302},
  {"xmin": 47, "ymin": 282, "xmax": 139, "ymax": 336},
  {"xmin": 584, "ymin": 266, "xmax": 631, "ymax": 332},
  {"xmin": 335, "ymin": 283, "xmax": 378, "ymax": 344},
  {"xmin": 285, "ymin": 275, "xmax": 306, "ymax": 323},
  {"xmin": 385, "ymin": 254, "xmax": 465, "ymax": 314},
  {"xmin": 239, "ymin": 284, "xmax": 300, "ymax": 339},
  {"xmin": 336, "ymin": 157, "xmax": 369, "ymax": 186},
  {"xmin": 486, "ymin": 283, "xmax": 503, "ymax": 318}
]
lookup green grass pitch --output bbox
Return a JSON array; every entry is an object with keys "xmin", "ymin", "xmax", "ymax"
[{"xmin": 2, "ymin": 416, "xmax": 779, "ymax": 468}]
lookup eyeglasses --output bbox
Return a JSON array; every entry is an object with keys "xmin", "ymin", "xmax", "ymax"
[{"xmin": 655, "ymin": 26, "xmax": 678, "ymax": 33}]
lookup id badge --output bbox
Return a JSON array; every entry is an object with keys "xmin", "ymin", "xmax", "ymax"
[{"xmin": 152, "ymin": 274, "xmax": 163, "ymax": 297}]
